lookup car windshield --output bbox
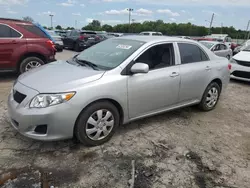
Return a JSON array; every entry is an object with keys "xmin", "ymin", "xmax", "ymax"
[
  {"xmin": 77, "ymin": 39, "xmax": 145, "ymax": 70},
  {"xmin": 242, "ymin": 45, "xmax": 250, "ymax": 51},
  {"xmin": 200, "ymin": 42, "xmax": 214, "ymax": 49}
]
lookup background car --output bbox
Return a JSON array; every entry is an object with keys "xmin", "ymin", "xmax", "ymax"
[
  {"xmin": 46, "ymin": 30, "xmax": 64, "ymax": 52},
  {"xmin": 233, "ymin": 40, "xmax": 250, "ymax": 55},
  {"xmin": 230, "ymin": 45, "xmax": 250, "ymax": 81},
  {"xmin": 55, "ymin": 30, "xmax": 67, "ymax": 37},
  {"xmin": 139, "ymin": 31, "xmax": 163, "ymax": 36},
  {"xmin": 62, "ymin": 30, "xmax": 100, "ymax": 52},
  {"xmin": 200, "ymin": 41, "xmax": 232, "ymax": 59},
  {"xmin": 0, "ymin": 18, "xmax": 56, "ymax": 73}
]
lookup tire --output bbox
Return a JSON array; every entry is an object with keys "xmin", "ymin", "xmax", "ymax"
[
  {"xmin": 19, "ymin": 57, "xmax": 45, "ymax": 74},
  {"xmin": 74, "ymin": 42, "xmax": 80, "ymax": 52},
  {"xmin": 75, "ymin": 101, "xmax": 120, "ymax": 146},
  {"xmin": 198, "ymin": 82, "xmax": 221, "ymax": 111}
]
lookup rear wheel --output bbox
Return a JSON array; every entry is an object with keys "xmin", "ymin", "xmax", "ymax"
[
  {"xmin": 19, "ymin": 57, "xmax": 45, "ymax": 74},
  {"xmin": 198, "ymin": 82, "xmax": 221, "ymax": 111},
  {"xmin": 75, "ymin": 101, "xmax": 120, "ymax": 146}
]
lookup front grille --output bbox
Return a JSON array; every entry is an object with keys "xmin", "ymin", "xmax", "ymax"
[
  {"xmin": 231, "ymin": 71, "xmax": 250, "ymax": 79},
  {"xmin": 13, "ymin": 90, "xmax": 26, "ymax": 104},
  {"xmin": 236, "ymin": 60, "xmax": 250, "ymax": 67}
]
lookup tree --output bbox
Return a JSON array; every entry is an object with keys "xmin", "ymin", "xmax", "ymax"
[
  {"xmin": 43, "ymin": 26, "xmax": 48, "ymax": 29},
  {"xmin": 83, "ymin": 20, "xmax": 102, "ymax": 31},
  {"xmin": 55, "ymin": 25, "xmax": 62, "ymax": 30},
  {"xmin": 91, "ymin": 20, "xmax": 101, "ymax": 28},
  {"xmin": 66, "ymin": 27, "xmax": 74, "ymax": 30},
  {"xmin": 102, "ymin": 24, "xmax": 113, "ymax": 32},
  {"xmin": 23, "ymin": 16, "xmax": 34, "ymax": 22}
]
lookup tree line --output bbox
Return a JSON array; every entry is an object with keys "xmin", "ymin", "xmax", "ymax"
[{"xmin": 45, "ymin": 19, "xmax": 248, "ymax": 39}]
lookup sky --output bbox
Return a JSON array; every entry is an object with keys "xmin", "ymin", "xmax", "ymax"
[{"xmin": 0, "ymin": 0, "xmax": 250, "ymax": 30}]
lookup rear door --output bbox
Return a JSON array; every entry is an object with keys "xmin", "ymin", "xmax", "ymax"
[
  {"xmin": 0, "ymin": 23, "xmax": 24, "ymax": 70},
  {"xmin": 177, "ymin": 43, "xmax": 211, "ymax": 103},
  {"xmin": 213, "ymin": 44, "xmax": 224, "ymax": 57}
]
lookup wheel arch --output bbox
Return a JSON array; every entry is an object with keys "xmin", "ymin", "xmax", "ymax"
[
  {"xmin": 73, "ymin": 98, "xmax": 124, "ymax": 136},
  {"xmin": 210, "ymin": 78, "xmax": 222, "ymax": 91},
  {"xmin": 17, "ymin": 52, "xmax": 46, "ymax": 70}
]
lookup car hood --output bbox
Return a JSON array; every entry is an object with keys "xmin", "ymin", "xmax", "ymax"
[
  {"xmin": 233, "ymin": 51, "xmax": 250, "ymax": 61},
  {"xmin": 18, "ymin": 60, "xmax": 105, "ymax": 93}
]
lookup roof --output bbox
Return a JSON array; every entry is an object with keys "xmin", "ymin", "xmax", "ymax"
[
  {"xmin": 117, "ymin": 35, "xmax": 192, "ymax": 43},
  {"xmin": 0, "ymin": 18, "xmax": 30, "ymax": 23},
  {"xmin": 199, "ymin": 41, "xmax": 220, "ymax": 45},
  {"xmin": 140, "ymin": 31, "xmax": 162, "ymax": 34}
]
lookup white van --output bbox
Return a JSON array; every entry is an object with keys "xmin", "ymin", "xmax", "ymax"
[{"xmin": 139, "ymin": 31, "xmax": 163, "ymax": 36}]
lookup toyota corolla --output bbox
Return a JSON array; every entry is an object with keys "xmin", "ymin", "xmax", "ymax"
[{"xmin": 8, "ymin": 36, "xmax": 230, "ymax": 146}]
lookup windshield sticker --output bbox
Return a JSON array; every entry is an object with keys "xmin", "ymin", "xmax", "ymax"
[{"xmin": 116, "ymin": 44, "xmax": 132, "ymax": 50}]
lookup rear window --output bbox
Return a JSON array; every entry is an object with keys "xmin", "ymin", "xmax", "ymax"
[
  {"xmin": 152, "ymin": 33, "xmax": 162, "ymax": 36},
  {"xmin": 80, "ymin": 32, "xmax": 96, "ymax": 35},
  {"xmin": 17, "ymin": 24, "xmax": 48, "ymax": 38}
]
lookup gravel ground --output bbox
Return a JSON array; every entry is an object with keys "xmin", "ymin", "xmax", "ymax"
[{"xmin": 0, "ymin": 50, "xmax": 249, "ymax": 188}]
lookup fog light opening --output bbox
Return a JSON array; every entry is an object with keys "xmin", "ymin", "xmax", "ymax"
[{"xmin": 34, "ymin": 125, "xmax": 47, "ymax": 135}]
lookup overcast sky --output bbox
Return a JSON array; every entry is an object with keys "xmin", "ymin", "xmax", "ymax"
[{"xmin": 0, "ymin": 0, "xmax": 249, "ymax": 30}]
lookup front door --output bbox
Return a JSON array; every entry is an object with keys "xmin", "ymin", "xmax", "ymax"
[{"xmin": 127, "ymin": 43, "xmax": 180, "ymax": 119}]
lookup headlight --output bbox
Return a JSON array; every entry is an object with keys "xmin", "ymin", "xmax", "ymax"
[
  {"xmin": 230, "ymin": 59, "xmax": 237, "ymax": 64},
  {"xmin": 30, "ymin": 92, "xmax": 75, "ymax": 108}
]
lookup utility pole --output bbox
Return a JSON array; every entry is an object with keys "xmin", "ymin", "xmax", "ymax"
[
  {"xmin": 221, "ymin": 23, "xmax": 223, "ymax": 34},
  {"xmin": 245, "ymin": 20, "xmax": 250, "ymax": 40},
  {"xmin": 127, "ymin": 8, "xmax": 133, "ymax": 25},
  {"xmin": 75, "ymin": 20, "xmax": 77, "ymax": 29},
  {"xmin": 208, "ymin": 13, "xmax": 214, "ymax": 35},
  {"xmin": 49, "ymin": 14, "xmax": 54, "ymax": 29}
]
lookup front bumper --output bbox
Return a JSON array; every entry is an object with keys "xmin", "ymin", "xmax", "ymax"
[
  {"xmin": 230, "ymin": 63, "xmax": 250, "ymax": 81},
  {"xmin": 7, "ymin": 82, "xmax": 77, "ymax": 141}
]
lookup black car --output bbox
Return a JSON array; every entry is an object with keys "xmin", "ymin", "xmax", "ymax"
[{"xmin": 62, "ymin": 30, "xmax": 100, "ymax": 52}]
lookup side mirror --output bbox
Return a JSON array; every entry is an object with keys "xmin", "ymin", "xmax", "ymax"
[{"xmin": 130, "ymin": 63, "xmax": 149, "ymax": 74}]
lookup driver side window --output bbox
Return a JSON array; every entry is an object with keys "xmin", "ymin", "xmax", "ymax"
[{"xmin": 135, "ymin": 43, "xmax": 175, "ymax": 70}]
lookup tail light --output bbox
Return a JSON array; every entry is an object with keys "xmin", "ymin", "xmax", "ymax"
[
  {"xmin": 228, "ymin": 64, "xmax": 232, "ymax": 70},
  {"xmin": 79, "ymin": 35, "xmax": 85, "ymax": 40},
  {"xmin": 46, "ymin": 40, "xmax": 55, "ymax": 49}
]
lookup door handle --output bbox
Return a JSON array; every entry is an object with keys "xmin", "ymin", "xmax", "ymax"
[
  {"xmin": 205, "ymin": 66, "xmax": 211, "ymax": 71},
  {"xmin": 11, "ymin": 40, "xmax": 17, "ymax": 44},
  {"xmin": 170, "ymin": 72, "xmax": 179, "ymax": 77}
]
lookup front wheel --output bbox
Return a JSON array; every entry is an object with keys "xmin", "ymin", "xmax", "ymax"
[
  {"xmin": 198, "ymin": 82, "xmax": 221, "ymax": 111},
  {"xmin": 75, "ymin": 101, "xmax": 120, "ymax": 146}
]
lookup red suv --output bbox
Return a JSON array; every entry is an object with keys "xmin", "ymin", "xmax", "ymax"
[{"xmin": 0, "ymin": 18, "xmax": 56, "ymax": 74}]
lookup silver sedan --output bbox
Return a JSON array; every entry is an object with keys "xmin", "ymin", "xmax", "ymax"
[
  {"xmin": 8, "ymin": 36, "xmax": 230, "ymax": 146},
  {"xmin": 200, "ymin": 41, "xmax": 232, "ymax": 59}
]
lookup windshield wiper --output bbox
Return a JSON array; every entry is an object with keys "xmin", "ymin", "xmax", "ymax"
[{"xmin": 74, "ymin": 57, "xmax": 99, "ymax": 70}]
